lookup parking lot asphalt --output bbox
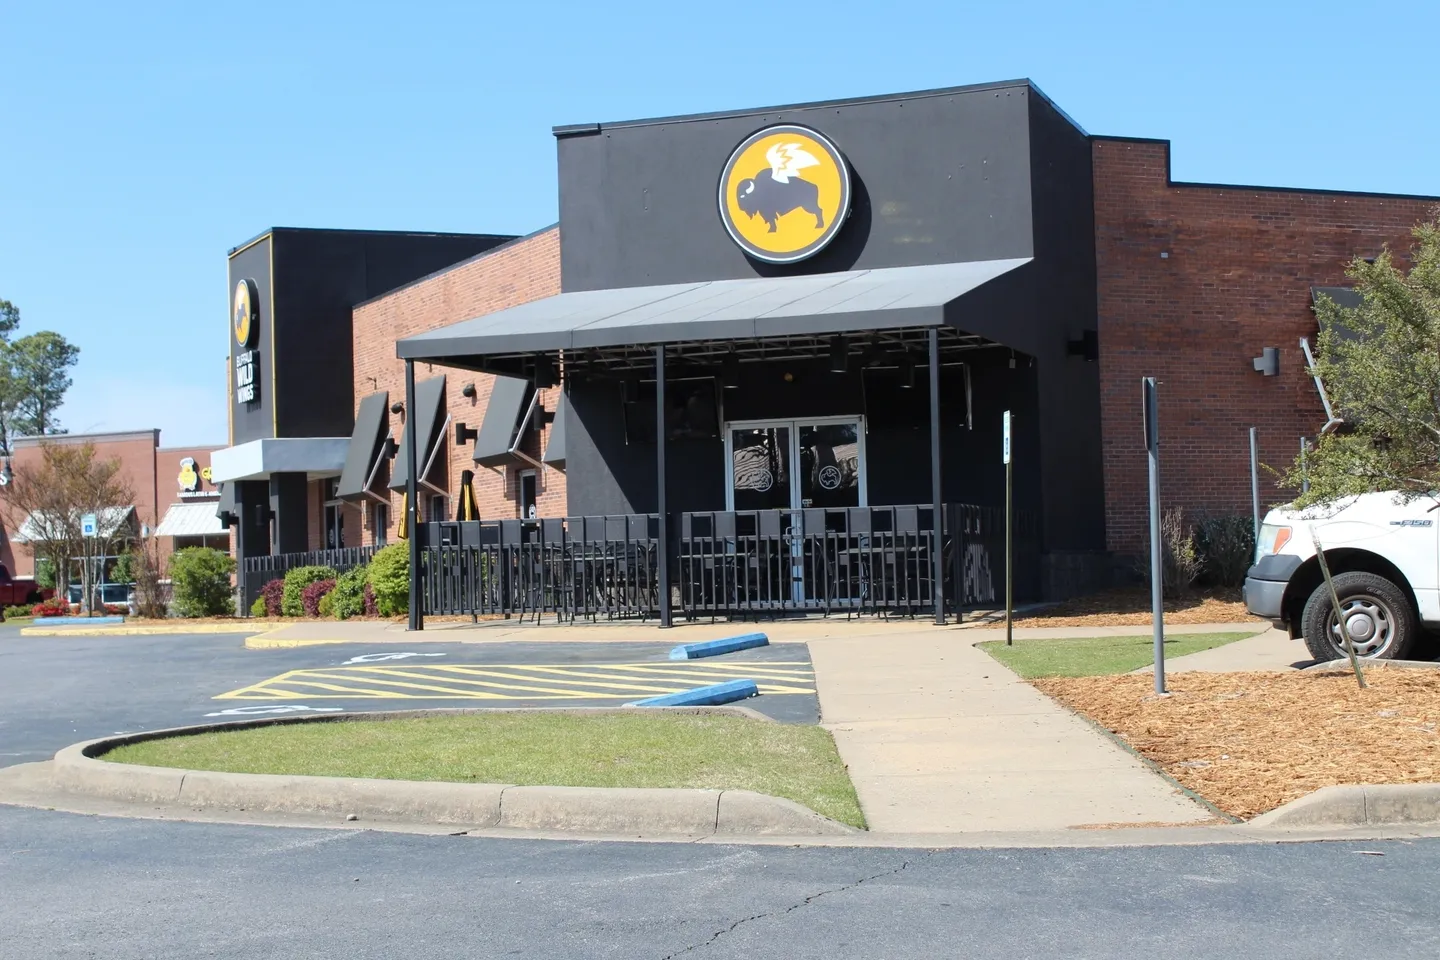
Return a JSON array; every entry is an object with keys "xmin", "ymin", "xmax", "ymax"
[{"xmin": 0, "ymin": 625, "xmax": 819, "ymax": 767}]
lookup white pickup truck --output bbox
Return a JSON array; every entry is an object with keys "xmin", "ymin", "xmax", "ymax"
[{"xmin": 1244, "ymin": 492, "xmax": 1438, "ymax": 661}]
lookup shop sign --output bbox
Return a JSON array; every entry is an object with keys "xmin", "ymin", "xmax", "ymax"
[
  {"xmin": 234, "ymin": 278, "xmax": 260, "ymax": 406},
  {"xmin": 177, "ymin": 459, "xmax": 217, "ymax": 499},
  {"xmin": 719, "ymin": 124, "xmax": 851, "ymax": 264},
  {"xmin": 235, "ymin": 350, "xmax": 258, "ymax": 404}
]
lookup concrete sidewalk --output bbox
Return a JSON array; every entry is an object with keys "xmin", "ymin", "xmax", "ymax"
[
  {"xmin": 1135, "ymin": 627, "xmax": 1314, "ymax": 674},
  {"xmin": 806, "ymin": 628, "xmax": 1216, "ymax": 833}
]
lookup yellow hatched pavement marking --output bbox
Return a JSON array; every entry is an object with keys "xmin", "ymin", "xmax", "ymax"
[{"xmin": 216, "ymin": 661, "xmax": 816, "ymax": 701}]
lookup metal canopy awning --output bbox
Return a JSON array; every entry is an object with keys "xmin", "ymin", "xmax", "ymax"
[
  {"xmin": 389, "ymin": 375, "xmax": 448, "ymax": 493},
  {"xmin": 472, "ymin": 376, "xmax": 540, "ymax": 470},
  {"xmin": 155, "ymin": 502, "xmax": 228, "ymax": 538},
  {"xmin": 396, "ymin": 258, "xmax": 1031, "ymax": 366},
  {"xmin": 337, "ymin": 391, "xmax": 392, "ymax": 502},
  {"xmin": 210, "ymin": 437, "xmax": 349, "ymax": 483}
]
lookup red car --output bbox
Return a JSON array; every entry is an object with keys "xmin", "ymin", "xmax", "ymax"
[{"xmin": 0, "ymin": 563, "xmax": 48, "ymax": 609}]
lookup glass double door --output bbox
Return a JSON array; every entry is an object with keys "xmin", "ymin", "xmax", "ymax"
[{"xmin": 727, "ymin": 418, "xmax": 865, "ymax": 603}]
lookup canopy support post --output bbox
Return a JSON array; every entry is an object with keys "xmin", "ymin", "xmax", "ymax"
[{"xmin": 656, "ymin": 344, "xmax": 672, "ymax": 628}]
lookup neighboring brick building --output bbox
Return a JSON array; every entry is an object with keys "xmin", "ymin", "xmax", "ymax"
[
  {"xmin": 1092, "ymin": 138, "xmax": 1435, "ymax": 554},
  {"xmin": 0, "ymin": 430, "xmax": 227, "ymax": 597}
]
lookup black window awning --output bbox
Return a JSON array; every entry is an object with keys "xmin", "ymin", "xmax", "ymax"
[
  {"xmin": 336, "ymin": 391, "xmax": 392, "ymax": 502},
  {"xmin": 395, "ymin": 258, "xmax": 1031, "ymax": 365},
  {"xmin": 542, "ymin": 391, "xmax": 569, "ymax": 470},
  {"xmin": 389, "ymin": 375, "xmax": 449, "ymax": 492},
  {"xmin": 473, "ymin": 376, "xmax": 541, "ymax": 469}
]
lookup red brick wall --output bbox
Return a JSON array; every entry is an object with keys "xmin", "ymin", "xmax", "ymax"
[
  {"xmin": 3, "ymin": 432, "xmax": 160, "ymax": 579},
  {"xmin": 351, "ymin": 228, "xmax": 564, "ymax": 544},
  {"xmin": 1093, "ymin": 138, "xmax": 1436, "ymax": 554}
]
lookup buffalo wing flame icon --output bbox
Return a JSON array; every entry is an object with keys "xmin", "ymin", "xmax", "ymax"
[{"xmin": 735, "ymin": 143, "xmax": 826, "ymax": 233}]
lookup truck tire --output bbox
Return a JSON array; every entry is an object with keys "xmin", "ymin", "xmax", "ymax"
[{"xmin": 1301, "ymin": 571, "xmax": 1416, "ymax": 662}]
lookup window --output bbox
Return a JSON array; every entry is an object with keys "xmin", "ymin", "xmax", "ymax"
[
  {"xmin": 519, "ymin": 470, "xmax": 538, "ymax": 519},
  {"xmin": 428, "ymin": 494, "xmax": 449, "ymax": 523},
  {"xmin": 322, "ymin": 479, "xmax": 344, "ymax": 549},
  {"xmin": 372, "ymin": 502, "xmax": 389, "ymax": 547}
]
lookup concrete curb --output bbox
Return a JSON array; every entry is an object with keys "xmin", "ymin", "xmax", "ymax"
[
  {"xmin": 1302, "ymin": 659, "xmax": 1440, "ymax": 672},
  {"xmin": 1249, "ymin": 783, "xmax": 1440, "ymax": 828},
  {"xmin": 46, "ymin": 707, "xmax": 856, "ymax": 838},
  {"xmin": 21, "ymin": 623, "xmax": 270, "ymax": 637}
]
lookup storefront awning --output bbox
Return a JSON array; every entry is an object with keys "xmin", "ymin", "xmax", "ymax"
[
  {"xmin": 13, "ymin": 506, "xmax": 136, "ymax": 543},
  {"xmin": 473, "ymin": 376, "xmax": 538, "ymax": 469},
  {"xmin": 155, "ymin": 502, "xmax": 228, "ymax": 537},
  {"xmin": 336, "ymin": 390, "xmax": 392, "ymax": 501},
  {"xmin": 210, "ymin": 437, "xmax": 349, "ymax": 483},
  {"xmin": 396, "ymin": 258, "xmax": 1031, "ymax": 364},
  {"xmin": 542, "ymin": 391, "xmax": 569, "ymax": 469},
  {"xmin": 390, "ymin": 375, "xmax": 449, "ymax": 492}
]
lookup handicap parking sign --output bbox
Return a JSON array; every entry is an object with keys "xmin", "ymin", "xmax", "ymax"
[{"xmin": 81, "ymin": 513, "xmax": 98, "ymax": 537}]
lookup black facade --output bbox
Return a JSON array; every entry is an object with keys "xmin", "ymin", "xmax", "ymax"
[
  {"xmin": 553, "ymin": 81, "xmax": 1102, "ymax": 565},
  {"xmin": 228, "ymin": 228, "xmax": 514, "ymax": 446}
]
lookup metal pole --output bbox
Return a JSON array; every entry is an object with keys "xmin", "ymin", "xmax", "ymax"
[
  {"xmin": 1004, "ymin": 410, "xmax": 1013, "ymax": 646},
  {"xmin": 1301, "ymin": 437, "xmax": 1309, "ymax": 494},
  {"xmin": 405, "ymin": 359, "xmax": 422, "ymax": 631},
  {"xmin": 1144, "ymin": 378, "xmax": 1164, "ymax": 694},
  {"xmin": 928, "ymin": 328, "xmax": 944, "ymax": 625},
  {"xmin": 1250, "ymin": 427, "xmax": 1261, "ymax": 551},
  {"xmin": 655, "ymin": 345, "xmax": 672, "ymax": 627}
]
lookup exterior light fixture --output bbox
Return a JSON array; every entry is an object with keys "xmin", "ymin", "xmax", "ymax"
[
  {"xmin": 390, "ymin": 401, "xmax": 404, "ymax": 415},
  {"xmin": 1252, "ymin": 347, "xmax": 1279, "ymax": 377},
  {"xmin": 829, "ymin": 335, "xmax": 847, "ymax": 373},
  {"xmin": 721, "ymin": 350, "xmax": 740, "ymax": 390},
  {"xmin": 461, "ymin": 382, "xmax": 477, "ymax": 398},
  {"xmin": 898, "ymin": 355, "xmax": 915, "ymax": 389}
]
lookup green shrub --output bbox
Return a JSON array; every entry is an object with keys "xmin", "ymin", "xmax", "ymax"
[
  {"xmin": 168, "ymin": 547, "xmax": 236, "ymax": 618},
  {"xmin": 3, "ymin": 604, "xmax": 33, "ymax": 621},
  {"xmin": 1194, "ymin": 515, "xmax": 1256, "ymax": 588},
  {"xmin": 249, "ymin": 595, "xmax": 267, "ymax": 618},
  {"xmin": 330, "ymin": 565, "xmax": 369, "ymax": 620},
  {"xmin": 1132, "ymin": 508, "xmax": 1200, "ymax": 599},
  {"xmin": 110, "ymin": 553, "xmax": 133, "ymax": 585},
  {"xmin": 281, "ymin": 566, "xmax": 337, "ymax": 617},
  {"xmin": 366, "ymin": 544, "xmax": 409, "ymax": 616},
  {"xmin": 317, "ymin": 590, "xmax": 336, "ymax": 618},
  {"xmin": 35, "ymin": 559, "xmax": 56, "ymax": 591}
]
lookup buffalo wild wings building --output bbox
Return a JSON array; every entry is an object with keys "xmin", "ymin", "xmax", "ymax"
[{"xmin": 209, "ymin": 79, "xmax": 1438, "ymax": 621}]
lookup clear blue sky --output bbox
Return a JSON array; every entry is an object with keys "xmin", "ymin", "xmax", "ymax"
[{"xmin": 2, "ymin": 1, "xmax": 1436, "ymax": 447}]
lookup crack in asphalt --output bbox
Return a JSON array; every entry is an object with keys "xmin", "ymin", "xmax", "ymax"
[{"xmin": 657, "ymin": 851, "xmax": 932, "ymax": 958}]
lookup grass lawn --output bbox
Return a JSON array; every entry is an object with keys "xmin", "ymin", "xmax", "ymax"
[
  {"xmin": 104, "ymin": 712, "xmax": 866, "ymax": 828},
  {"xmin": 978, "ymin": 632, "xmax": 1258, "ymax": 678}
]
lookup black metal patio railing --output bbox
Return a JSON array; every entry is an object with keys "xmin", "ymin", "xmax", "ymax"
[
  {"xmin": 238, "ymin": 503, "xmax": 1039, "ymax": 621},
  {"xmin": 240, "ymin": 545, "xmax": 378, "ymax": 612},
  {"xmin": 419, "ymin": 516, "xmax": 662, "ymax": 622}
]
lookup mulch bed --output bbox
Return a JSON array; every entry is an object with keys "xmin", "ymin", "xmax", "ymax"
[
  {"xmin": 1035, "ymin": 668, "xmax": 1440, "ymax": 819},
  {"xmin": 1012, "ymin": 588, "xmax": 1260, "ymax": 628}
]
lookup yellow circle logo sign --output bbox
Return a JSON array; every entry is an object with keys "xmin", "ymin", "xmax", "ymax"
[
  {"xmin": 233, "ymin": 279, "xmax": 258, "ymax": 348},
  {"xmin": 719, "ymin": 125, "xmax": 850, "ymax": 264}
]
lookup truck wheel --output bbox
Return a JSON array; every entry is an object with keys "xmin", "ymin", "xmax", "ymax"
[{"xmin": 1301, "ymin": 571, "xmax": 1416, "ymax": 661}]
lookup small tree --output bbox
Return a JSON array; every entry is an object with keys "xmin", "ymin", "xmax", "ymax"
[
  {"xmin": 168, "ymin": 547, "xmax": 236, "ymax": 618},
  {"xmin": 1, "ymin": 442, "xmax": 135, "ymax": 613},
  {"xmin": 130, "ymin": 540, "xmax": 168, "ymax": 619},
  {"xmin": 1285, "ymin": 213, "xmax": 1440, "ymax": 503}
]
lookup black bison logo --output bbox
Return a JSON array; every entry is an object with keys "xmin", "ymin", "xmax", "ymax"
[{"xmin": 735, "ymin": 143, "xmax": 825, "ymax": 233}]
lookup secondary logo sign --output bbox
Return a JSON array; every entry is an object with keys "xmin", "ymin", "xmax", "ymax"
[{"xmin": 719, "ymin": 124, "xmax": 850, "ymax": 264}]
